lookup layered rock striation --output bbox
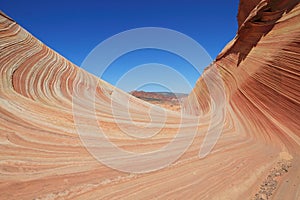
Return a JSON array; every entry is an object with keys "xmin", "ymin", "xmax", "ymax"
[{"xmin": 0, "ymin": 0, "xmax": 299, "ymax": 199}]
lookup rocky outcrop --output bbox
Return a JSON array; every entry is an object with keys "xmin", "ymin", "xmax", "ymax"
[
  {"xmin": 183, "ymin": 1, "xmax": 300, "ymax": 198},
  {"xmin": 130, "ymin": 91, "xmax": 187, "ymax": 111},
  {"xmin": 0, "ymin": 0, "xmax": 299, "ymax": 199},
  {"xmin": 130, "ymin": 91, "xmax": 187, "ymax": 102}
]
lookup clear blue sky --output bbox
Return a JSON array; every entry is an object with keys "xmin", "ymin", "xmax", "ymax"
[{"xmin": 1, "ymin": 0, "xmax": 239, "ymax": 93}]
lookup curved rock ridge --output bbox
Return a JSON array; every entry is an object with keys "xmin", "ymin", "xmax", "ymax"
[
  {"xmin": 0, "ymin": 0, "xmax": 300, "ymax": 199},
  {"xmin": 183, "ymin": 0, "xmax": 300, "ymax": 198}
]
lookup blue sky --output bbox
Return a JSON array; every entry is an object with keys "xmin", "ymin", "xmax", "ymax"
[{"xmin": 1, "ymin": 0, "xmax": 239, "ymax": 93}]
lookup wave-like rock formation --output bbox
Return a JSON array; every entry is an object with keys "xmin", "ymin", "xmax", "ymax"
[{"xmin": 0, "ymin": 0, "xmax": 299, "ymax": 199}]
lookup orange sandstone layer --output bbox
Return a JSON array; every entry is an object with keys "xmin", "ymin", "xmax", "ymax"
[{"xmin": 0, "ymin": 0, "xmax": 300, "ymax": 199}]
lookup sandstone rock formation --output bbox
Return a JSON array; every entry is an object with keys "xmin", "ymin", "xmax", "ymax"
[{"xmin": 0, "ymin": 0, "xmax": 299, "ymax": 199}]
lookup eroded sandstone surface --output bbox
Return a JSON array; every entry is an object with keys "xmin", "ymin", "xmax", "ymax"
[{"xmin": 0, "ymin": 0, "xmax": 299, "ymax": 199}]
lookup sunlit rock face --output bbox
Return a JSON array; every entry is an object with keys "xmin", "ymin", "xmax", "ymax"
[{"xmin": 0, "ymin": 0, "xmax": 299, "ymax": 199}]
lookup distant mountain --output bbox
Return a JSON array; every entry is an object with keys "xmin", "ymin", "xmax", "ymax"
[{"xmin": 129, "ymin": 90, "xmax": 188, "ymax": 103}]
